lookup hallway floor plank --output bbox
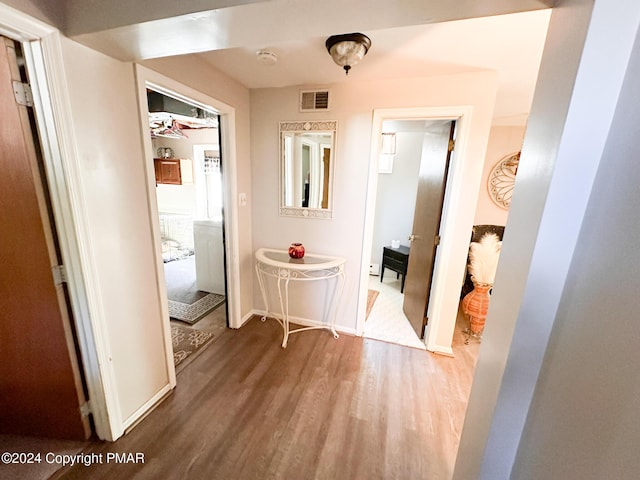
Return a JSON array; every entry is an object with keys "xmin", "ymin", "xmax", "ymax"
[{"xmin": 54, "ymin": 314, "xmax": 478, "ymax": 480}]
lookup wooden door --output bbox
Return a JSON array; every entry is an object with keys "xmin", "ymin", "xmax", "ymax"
[
  {"xmin": 0, "ymin": 37, "xmax": 90, "ymax": 439},
  {"xmin": 403, "ymin": 121, "xmax": 456, "ymax": 338},
  {"xmin": 322, "ymin": 147, "xmax": 330, "ymax": 209}
]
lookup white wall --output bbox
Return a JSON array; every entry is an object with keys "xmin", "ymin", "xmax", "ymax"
[
  {"xmin": 370, "ymin": 131, "xmax": 423, "ymax": 268},
  {"xmin": 155, "ymin": 183, "xmax": 196, "ymax": 216},
  {"xmin": 454, "ymin": 0, "xmax": 640, "ymax": 477},
  {"xmin": 474, "ymin": 125, "xmax": 525, "ymax": 226},
  {"xmin": 250, "ymin": 71, "xmax": 497, "ymax": 338},
  {"xmin": 141, "ymin": 55, "xmax": 254, "ymax": 322},
  {"xmin": 510, "ymin": 14, "xmax": 640, "ymax": 479},
  {"xmin": 60, "ymin": 37, "xmax": 169, "ymax": 423}
]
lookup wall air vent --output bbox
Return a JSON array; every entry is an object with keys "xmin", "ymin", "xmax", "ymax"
[{"xmin": 299, "ymin": 90, "xmax": 330, "ymax": 112}]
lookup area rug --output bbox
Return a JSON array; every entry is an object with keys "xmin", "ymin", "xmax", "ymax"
[
  {"xmin": 168, "ymin": 293, "xmax": 225, "ymax": 324},
  {"xmin": 366, "ymin": 289, "xmax": 380, "ymax": 320},
  {"xmin": 171, "ymin": 322, "xmax": 215, "ymax": 370}
]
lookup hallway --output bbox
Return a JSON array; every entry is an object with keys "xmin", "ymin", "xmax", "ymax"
[{"xmin": 49, "ymin": 316, "xmax": 479, "ymax": 479}]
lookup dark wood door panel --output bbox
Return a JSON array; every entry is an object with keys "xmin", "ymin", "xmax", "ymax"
[
  {"xmin": 403, "ymin": 121, "xmax": 455, "ymax": 338},
  {"xmin": 0, "ymin": 37, "xmax": 89, "ymax": 439}
]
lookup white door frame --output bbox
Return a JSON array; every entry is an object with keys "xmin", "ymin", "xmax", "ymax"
[
  {"xmin": 0, "ymin": 4, "xmax": 114, "ymax": 439},
  {"xmin": 0, "ymin": 5, "xmax": 242, "ymax": 442},
  {"xmin": 359, "ymin": 106, "xmax": 474, "ymax": 355},
  {"xmin": 134, "ymin": 67, "xmax": 242, "ymax": 346}
]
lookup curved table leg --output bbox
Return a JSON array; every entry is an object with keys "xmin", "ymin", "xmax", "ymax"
[
  {"xmin": 255, "ymin": 262, "xmax": 270, "ymax": 322},
  {"xmin": 330, "ymin": 270, "xmax": 345, "ymax": 340},
  {"xmin": 276, "ymin": 276, "xmax": 291, "ymax": 348}
]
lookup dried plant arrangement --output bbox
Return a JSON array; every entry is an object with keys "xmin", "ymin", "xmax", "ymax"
[{"xmin": 468, "ymin": 232, "xmax": 502, "ymax": 286}]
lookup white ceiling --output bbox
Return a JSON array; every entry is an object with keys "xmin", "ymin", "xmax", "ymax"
[
  {"xmin": 194, "ymin": 10, "xmax": 551, "ymax": 125},
  {"xmin": 66, "ymin": 1, "xmax": 551, "ymax": 127}
]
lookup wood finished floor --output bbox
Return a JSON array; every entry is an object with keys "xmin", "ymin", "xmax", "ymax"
[{"xmin": 55, "ymin": 312, "xmax": 479, "ymax": 480}]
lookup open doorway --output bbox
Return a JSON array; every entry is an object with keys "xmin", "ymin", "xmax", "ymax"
[
  {"xmin": 359, "ymin": 106, "xmax": 477, "ymax": 356},
  {"xmin": 147, "ymin": 88, "xmax": 228, "ymax": 372},
  {"xmin": 364, "ymin": 118, "xmax": 454, "ymax": 350}
]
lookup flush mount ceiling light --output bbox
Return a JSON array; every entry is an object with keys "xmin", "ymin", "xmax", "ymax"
[{"xmin": 325, "ymin": 32, "xmax": 371, "ymax": 75}]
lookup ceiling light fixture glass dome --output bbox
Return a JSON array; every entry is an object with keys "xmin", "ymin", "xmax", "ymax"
[{"xmin": 325, "ymin": 33, "xmax": 371, "ymax": 75}]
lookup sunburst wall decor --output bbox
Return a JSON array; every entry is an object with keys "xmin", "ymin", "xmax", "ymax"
[{"xmin": 488, "ymin": 152, "xmax": 520, "ymax": 209}]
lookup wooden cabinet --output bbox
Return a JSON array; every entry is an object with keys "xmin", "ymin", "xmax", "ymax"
[
  {"xmin": 154, "ymin": 158, "xmax": 182, "ymax": 185},
  {"xmin": 381, "ymin": 245, "xmax": 410, "ymax": 293}
]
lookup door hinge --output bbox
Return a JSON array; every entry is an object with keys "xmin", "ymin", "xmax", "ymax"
[
  {"xmin": 13, "ymin": 81, "xmax": 33, "ymax": 107},
  {"xmin": 448, "ymin": 139, "xmax": 455, "ymax": 152},
  {"xmin": 52, "ymin": 264, "xmax": 67, "ymax": 286},
  {"xmin": 80, "ymin": 400, "xmax": 92, "ymax": 418},
  {"xmin": 434, "ymin": 235, "xmax": 441, "ymax": 246}
]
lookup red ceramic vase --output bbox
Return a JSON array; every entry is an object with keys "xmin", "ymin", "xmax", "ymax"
[{"xmin": 288, "ymin": 243, "xmax": 305, "ymax": 259}]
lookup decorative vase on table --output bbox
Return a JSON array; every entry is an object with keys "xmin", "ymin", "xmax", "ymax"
[{"xmin": 288, "ymin": 243, "xmax": 305, "ymax": 259}]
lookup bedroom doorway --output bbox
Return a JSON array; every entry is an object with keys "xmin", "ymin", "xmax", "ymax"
[
  {"xmin": 364, "ymin": 118, "xmax": 454, "ymax": 349},
  {"xmin": 360, "ymin": 106, "xmax": 474, "ymax": 355},
  {"xmin": 147, "ymin": 87, "xmax": 229, "ymax": 373}
]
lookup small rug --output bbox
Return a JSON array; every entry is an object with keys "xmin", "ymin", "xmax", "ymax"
[
  {"xmin": 366, "ymin": 289, "xmax": 380, "ymax": 320},
  {"xmin": 168, "ymin": 293, "xmax": 225, "ymax": 324},
  {"xmin": 171, "ymin": 323, "xmax": 215, "ymax": 369}
]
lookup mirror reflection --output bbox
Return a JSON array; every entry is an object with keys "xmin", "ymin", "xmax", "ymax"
[{"xmin": 280, "ymin": 121, "xmax": 336, "ymax": 218}]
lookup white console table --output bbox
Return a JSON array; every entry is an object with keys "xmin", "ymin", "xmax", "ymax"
[{"xmin": 255, "ymin": 248, "xmax": 346, "ymax": 348}]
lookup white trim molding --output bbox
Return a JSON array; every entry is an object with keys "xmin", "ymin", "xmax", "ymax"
[
  {"xmin": 0, "ymin": 3, "xmax": 117, "ymax": 440},
  {"xmin": 133, "ymin": 65, "xmax": 243, "ymax": 380}
]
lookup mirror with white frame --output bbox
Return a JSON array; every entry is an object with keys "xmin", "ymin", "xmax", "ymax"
[{"xmin": 280, "ymin": 120, "xmax": 337, "ymax": 218}]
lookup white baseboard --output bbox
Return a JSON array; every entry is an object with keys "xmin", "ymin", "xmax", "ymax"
[
  {"xmin": 122, "ymin": 383, "xmax": 173, "ymax": 434},
  {"xmin": 428, "ymin": 345, "xmax": 455, "ymax": 357},
  {"xmin": 238, "ymin": 310, "xmax": 255, "ymax": 328},
  {"xmin": 251, "ymin": 309, "xmax": 357, "ymax": 336}
]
